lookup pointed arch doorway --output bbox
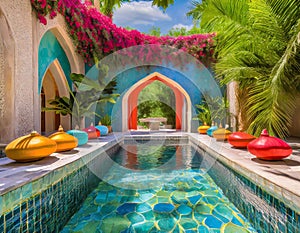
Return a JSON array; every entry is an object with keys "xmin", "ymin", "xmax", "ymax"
[
  {"xmin": 40, "ymin": 60, "xmax": 70, "ymax": 134},
  {"xmin": 122, "ymin": 72, "xmax": 192, "ymax": 132}
]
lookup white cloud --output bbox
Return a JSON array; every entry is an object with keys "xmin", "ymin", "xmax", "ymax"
[
  {"xmin": 113, "ymin": 1, "xmax": 172, "ymax": 26},
  {"xmin": 172, "ymin": 24, "xmax": 194, "ymax": 31}
]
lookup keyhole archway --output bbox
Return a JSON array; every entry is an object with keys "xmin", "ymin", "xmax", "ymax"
[{"xmin": 122, "ymin": 72, "xmax": 192, "ymax": 132}]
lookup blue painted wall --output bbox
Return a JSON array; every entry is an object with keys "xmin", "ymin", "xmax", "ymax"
[
  {"xmin": 38, "ymin": 31, "xmax": 72, "ymax": 93},
  {"xmin": 86, "ymin": 63, "xmax": 222, "ymax": 132}
]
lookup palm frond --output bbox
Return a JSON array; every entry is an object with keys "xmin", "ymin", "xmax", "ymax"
[
  {"xmin": 187, "ymin": 0, "xmax": 207, "ymax": 21},
  {"xmin": 270, "ymin": 23, "xmax": 300, "ymax": 91},
  {"xmin": 152, "ymin": 0, "xmax": 174, "ymax": 9},
  {"xmin": 246, "ymin": 79, "xmax": 296, "ymax": 138},
  {"xmin": 266, "ymin": 0, "xmax": 300, "ymax": 35},
  {"xmin": 190, "ymin": 0, "xmax": 300, "ymax": 137}
]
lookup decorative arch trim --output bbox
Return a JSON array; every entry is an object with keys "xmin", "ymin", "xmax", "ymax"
[
  {"xmin": 46, "ymin": 59, "xmax": 70, "ymax": 97},
  {"xmin": 38, "ymin": 30, "xmax": 72, "ymax": 93},
  {"xmin": 49, "ymin": 26, "xmax": 82, "ymax": 73}
]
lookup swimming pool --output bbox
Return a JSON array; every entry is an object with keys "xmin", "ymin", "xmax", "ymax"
[
  {"xmin": 1, "ymin": 135, "xmax": 299, "ymax": 232},
  {"xmin": 61, "ymin": 141, "xmax": 258, "ymax": 232}
]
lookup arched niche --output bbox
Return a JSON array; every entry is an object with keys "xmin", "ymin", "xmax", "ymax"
[{"xmin": 0, "ymin": 7, "xmax": 15, "ymax": 143}]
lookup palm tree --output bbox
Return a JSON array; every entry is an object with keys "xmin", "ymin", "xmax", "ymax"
[
  {"xmin": 188, "ymin": 0, "xmax": 300, "ymax": 138},
  {"xmin": 100, "ymin": 0, "xmax": 126, "ymax": 18}
]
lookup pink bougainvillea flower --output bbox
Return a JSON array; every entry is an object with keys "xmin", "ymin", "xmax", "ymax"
[
  {"xmin": 31, "ymin": 0, "xmax": 215, "ymax": 65},
  {"xmin": 50, "ymin": 10, "xmax": 57, "ymax": 19},
  {"xmin": 38, "ymin": 14, "xmax": 47, "ymax": 25}
]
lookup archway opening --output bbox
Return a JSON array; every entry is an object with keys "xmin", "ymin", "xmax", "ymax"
[
  {"xmin": 137, "ymin": 81, "xmax": 176, "ymax": 130},
  {"xmin": 41, "ymin": 70, "xmax": 60, "ymax": 134},
  {"xmin": 40, "ymin": 60, "xmax": 71, "ymax": 134},
  {"xmin": 123, "ymin": 72, "xmax": 191, "ymax": 132}
]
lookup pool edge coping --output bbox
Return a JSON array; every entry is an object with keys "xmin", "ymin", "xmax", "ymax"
[{"xmin": 188, "ymin": 133, "xmax": 300, "ymax": 214}]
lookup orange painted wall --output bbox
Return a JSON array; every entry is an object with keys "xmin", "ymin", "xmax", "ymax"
[{"xmin": 127, "ymin": 76, "xmax": 185, "ymax": 130}]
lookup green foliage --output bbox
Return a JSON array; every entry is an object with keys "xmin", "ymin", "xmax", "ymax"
[
  {"xmin": 100, "ymin": 0, "xmax": 126, "ymax": 17},
  {"xmin": 148, "ymin": 26, "xmax": 161, "ymax": 36},
  {"xmin": 101, "ymin": 0, "xmax": 174, "ymax": 16},
  {"xmin": 167, "ymin": 27, "xmax": 188, "ymax": 37},
  {"xmin": 152, "ymin": 0, "xmax": 174, "ymax": 9},
  {"xmin": 167, "ymin": 25, "xmax": 209, "ymax": 37},
  {"xmin": 189, "ymin": 0, "xmax": 300, "ymax": 138},
  {"xmin": 187, "ymin": 0, "xmax": 208, "ymax": 22},
  {"xmin": 194, "ymin": 96, "xmax": 230, "ymax": 126},
  {"xmin": 42, "ymin": 65, "xmax": 119, "ymax": 128},
  {"xmin": 100, "ymin": 114, "xmax": 112, "ymax": 126},
  {"xmin": 194, "ymin": 102, "xmax": 211, "ymax": 125},
  {"xmin": 138, "ymin": 81, "xmax": 176, "ymax": 127}
]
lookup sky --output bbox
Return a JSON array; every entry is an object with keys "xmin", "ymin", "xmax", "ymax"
[{"xmin": 113, "ymin": 0, "xmax": 195, "ymax": 35}]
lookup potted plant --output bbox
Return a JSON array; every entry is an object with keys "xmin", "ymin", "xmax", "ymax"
[
  {"xmin": 194, "ymin": 98, "xmax": 212, "ymax": 134},
  {"xmin": 43, "ymin": 65, "xmax": 119, "ymax": 129},
  {"xmin": 100, "ymin": 114, "xmax": 112, "ymax": 133},
  {"xmin": 194, "ymin": 95, "xmax": 232, "ymax": 134}
]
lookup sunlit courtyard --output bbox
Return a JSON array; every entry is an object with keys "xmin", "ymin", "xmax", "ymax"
[{"xmin": 0, "ymin": 0, "xmax": 299, "ymax": 232}]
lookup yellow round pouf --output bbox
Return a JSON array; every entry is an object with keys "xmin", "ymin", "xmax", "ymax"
[
  {"xmin": 5, "ymin": 131, "xmax": 57, "ymax": 162},
  {"xmin": 198, "ymin": 125, "xmax": 210, "ymax": 134},
  {"xmin": 213, "ymin": 128, "xmax": 232, "ymax": 141},
  {"xmin": 49, "ymin": 125, "xmax": 78, "ymax": 152}
]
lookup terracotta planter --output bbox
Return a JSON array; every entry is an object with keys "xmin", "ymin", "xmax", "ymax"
[
  {"xmin": 247, "ymin": 129, "xmax": 292, "ymax": 160},
  {"xmin": 228, "ymin": 132, "xmax": 256, "ymax": 148},
  {"xmin": 5, "ymin": 131, "xmax": 57, "ymax": 162},
  {"xmin": 106, "ymin": 125, "xmax": 112, "ymax": 133},
  {"xmin": 49, "ymin": 126, "xmax": 78, "ymax": 152}
]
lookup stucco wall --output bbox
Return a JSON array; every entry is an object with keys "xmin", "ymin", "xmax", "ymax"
[
  {"xmin": 0, "ymin": 7, "xmax": 15, "ymax": 143},
  {"xmin": 0, "ymin": 1, "xmax": 34, "ymax": 142},
  {"xmin": 0, "ymin": 1, "xmax": 84, "ymax": 142}
]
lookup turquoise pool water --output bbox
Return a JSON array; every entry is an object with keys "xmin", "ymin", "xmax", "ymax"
[{"xmin": 61, "ymin": 143, "xmax": 257, "ymax": 233}]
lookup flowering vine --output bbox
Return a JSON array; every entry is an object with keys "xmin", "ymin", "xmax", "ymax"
[{"xmin": 31, "ymin": 0, "xmax": 215, "ymax": 66}]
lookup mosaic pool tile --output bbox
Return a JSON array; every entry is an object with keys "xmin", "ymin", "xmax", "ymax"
[
  {"xmin": 100, "ymin": 216, "xmax": 131, "ymax": 232},
  {"xmin": 127, "ymin": 212, "xmax": 145, "ymax": 223},
  {"xmin": 153, "ymin": 203, "xmax": 175, "ymax": 214},
  {"xmin": 158, "ymin": 217, "xmax": 176, "ymax": 231},
  {"xmin": 117, "ymin": 203, "xmax": 137, "ymax": 215},
  {"xmin": 136, "ymin": 203, "xmax": 152, "ymax": 213},
  {"xmin": 62, "ymin": 168, "xmax": 257, "ymax": 233},
  {"xmin": 177, "ymin": 204, "xmax": 192, "ymax": 215}
]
